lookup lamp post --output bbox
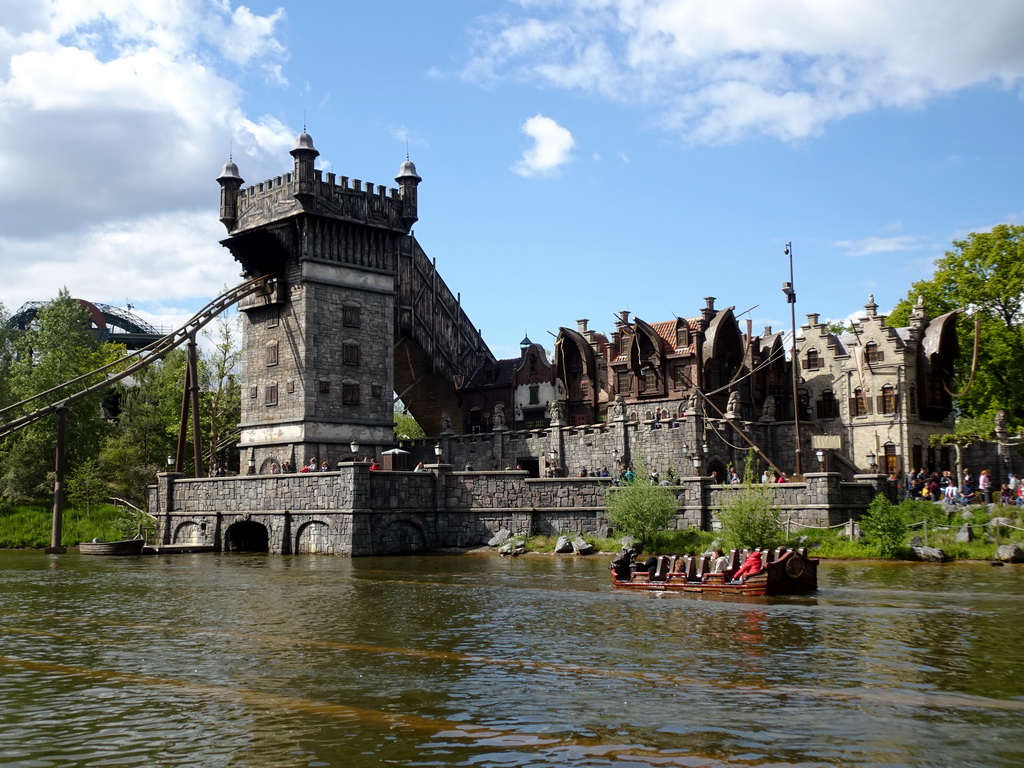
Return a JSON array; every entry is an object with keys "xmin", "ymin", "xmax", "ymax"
[
  {"xmin": 247, "ymin": 452, "xmax": 256, "ymax": 476},
  {"xmin": 547, "ymin": 450, "xmax": 559, "ymax": 478},
  {"xmin": 866, "ymin": 450, "xmax": 877, "ymax": 473},
  {"xmin": 166, "ymin": 454, "xmax": 174, "ymax": 471},
  {"xmin": 691, "ymin": 453, "xmax": 702, "ymax": 475},
  {"xmin": 783, "ymin": 242, "xmax": 803, "ymax": 477},
  {"xmin": 433, "ymin": 443, "xmax": 442, "ymax": 460},
  {"xmin": 815, "ymin": 449, "xmax": 825, "ymax": 471}
]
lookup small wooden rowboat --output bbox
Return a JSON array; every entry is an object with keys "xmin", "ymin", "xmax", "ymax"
[
  {"xmin": 78, "ymin": 535, "xmax": 146, "ymax": 556},
  {"xmin": 610, "ymin": 547, "xmax": 818, "ymax": 596}
]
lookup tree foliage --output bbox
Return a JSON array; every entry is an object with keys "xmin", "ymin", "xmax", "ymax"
[
  {"xmin": 604, "ymin": 459, "xmax": 678, "ymax": 548},
  {"xmin": 0, "ymin": 290, "xmax": 118, "ymax": 501},
  {"xmin": 394, "ymin": 407, "xmax": 426, "ymax": 440},
  {"xmin": 0, "ymin": 290, "xmax": 244, "ymax": 505},
  {"xmin": 859, "ymin": 494, "xmax": 908, "ymax": 558},
  {"xmin": 716, "ymin": 449, "xmax": 782, "ymax": 550},
  {"xmin": 888, "ymin": 224, "xmax": 1024, "ymax": 428}
]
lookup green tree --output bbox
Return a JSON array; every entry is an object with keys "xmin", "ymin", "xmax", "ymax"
[
  {"xmin": 0, "ymin": 290, "xmax": 120, "ymax": 501},
  {"xmin": 888, "ymin": 224, "xmax": 1024, "ymax": 428},
  {"xmin": 394, "ymin": 406, "xmax": 426, "ymax": 439},
  {"xmin": 604, "ymin": 459, "xmax": 678, "ymax": 548},
  {"xmin": 67, "ymin": 458, "xmax": 108, "ymax": 514},
  {"xmin": 716, "ymin": 449, "xmax": 782, "ymax": 550},
  {"xmin": 200, "ymin": 314, "xmax": 241, "ymax": 474},
  {"xmin": 860, "ymin": 494, "xmax": 908, "ymax": 558}
]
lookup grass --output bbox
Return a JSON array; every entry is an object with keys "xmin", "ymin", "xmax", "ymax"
[{"xmin": 0, "ymin": 501, "xmax": 151, "ymax": 549}]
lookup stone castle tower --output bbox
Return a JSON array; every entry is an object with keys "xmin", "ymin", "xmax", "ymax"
[{"xmin": 217, "ymin": 132, "xmax": 422, "ymax": 471}]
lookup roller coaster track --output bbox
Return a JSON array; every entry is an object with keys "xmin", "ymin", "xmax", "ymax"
[{"xmin": 0, "ymin": 275, "xmax": 275, "ymax": 441}]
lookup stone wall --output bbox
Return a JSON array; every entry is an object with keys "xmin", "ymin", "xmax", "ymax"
[{"xmin": 151, "ymin": 462, "xmax": 886, "ymax": 556}]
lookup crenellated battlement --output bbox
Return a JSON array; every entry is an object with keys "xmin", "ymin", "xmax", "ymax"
[{"xmin": 218, "ymin": 131, "xmax": 419, "ymax": 236}]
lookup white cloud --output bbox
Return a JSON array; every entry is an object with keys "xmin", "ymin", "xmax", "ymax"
[
  {"xmin": 833, "ymin": 235, "xmax": 928, "ymax": 257},
  {"xmin": 512, "ymin": 114, "xmax": 576, "ymax": 177},
  {"xmin": 0, "ymin": 1, "xmax": 291, "ymax": 319},
  {"xmin": 465, "ymin": 0, "xmax": 1024, "ymax": 144}
]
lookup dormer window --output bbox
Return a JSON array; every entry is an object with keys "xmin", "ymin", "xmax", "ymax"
[{"xmin": 866, "ymin": 342, "xmax": 883, "ymax": 363}]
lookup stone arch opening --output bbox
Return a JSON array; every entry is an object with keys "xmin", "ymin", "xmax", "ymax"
[
  {"xmin": 375, "ymin": 518, "xmax": 427, "ymax": 555},
  {"xmin": 295, "ymin": 521, "xmax": 332, "ymax": 554},
  {"xmin": 224, "ymin": 520, "xmax": 269, "ymax": 553},
  {"xmin": 173, "ymin": 521, "xmax": 203, "ymax": 544}
]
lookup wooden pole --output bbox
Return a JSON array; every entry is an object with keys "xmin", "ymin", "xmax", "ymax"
[
  {"xmin": 46, "ymin": 405, "xmax": 68, "ymax": 554},
  {"xmin": 188, "ymin": 333, "xmax": 204, "ymax": 477}
]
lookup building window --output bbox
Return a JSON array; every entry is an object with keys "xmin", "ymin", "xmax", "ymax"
[
  {"xmin": 908, "ymin": 385, "xmax": 917, "ymax": 414},
  {"xmin": 266, "ymin": 382, "xmax": 278, "ymax": 406},
  {"xmin": 579, "ymin": 380, "xmax": 590, "ymax": 399},
  {"xmin": 884, "ymin": 443, "xmax": 898, "ymax": 475},
  {"xmin": 616, "ymin": 370, "xmax": 630, "ymax": 394},
  {"xmin": 817, "ymin": 389, "xmax": 839, "ymax": 418},
  {"xmin": 675, "ymin": 326, "xmax": 688, "ymax": 348},
  {"xmin": 267, "ymin": 306, "xmax": 279, "ymax": 328},
  {"xmin": 343, "ymin": 342, "xmax": 360, "ymax": 366},
  {"xmin": 286, "ymin": 379, "xmax": 295, "ymax": 394},
  {"xmin": 804, "ymin": 349, "xmax": 822, "ymax": 370},
  {"xmin": 851, "ymin": 387, "xmax": 870, "ymax": 417},
  {"xmin": 343, "ymin": 305, "xmax": 361, "ymax": 328},
  {"xmin": 866, "ymin": 342, "xmax": 883, "ymax": 363},
  {"xmin": 249, "ymin": 385, "xmax": 257, "ymax": 399},
  {"xmin": 342, "ymin": 383, "xmax": 359, "ymax": 404},
  {"xmin": 878, "ymin": 384, "xmax": 898, "ymax": 414},
  {"xmin": 371, "ymin": 383, "xmax": 382, "ymax": 399},
  {"xmin": 319, "ymin": 379, "xmax": 330, "ymax": 394},
  {"xmin": 673, "ymin": 366, "xmax": 688, "ymax": 390},
  {"xmin": 266, "ymin": 341, "xmax": 278, "ymax": 367},
  {"xmin": 642, "ymin": 369, "xmax": 657, "ymax": 392},
  {"xmin": 529, "ymin": 385, "xmax": 540, "ymax": 405}
]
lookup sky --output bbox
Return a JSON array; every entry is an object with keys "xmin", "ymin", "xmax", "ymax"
[{"xmin": 2, "ymin": 0, "xmax": 1023, "ymax": 361}]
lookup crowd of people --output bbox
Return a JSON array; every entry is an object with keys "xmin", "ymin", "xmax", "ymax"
[{"xmin": 902, "ymin": 467, "xmax": 1023, "ymax": 506}]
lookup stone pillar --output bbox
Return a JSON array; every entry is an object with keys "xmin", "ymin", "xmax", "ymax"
[{"xmin": 156, "ymin": 472, "xmax": 182, "ymax": 544}]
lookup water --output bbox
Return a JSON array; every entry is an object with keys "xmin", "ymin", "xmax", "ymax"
[{"xmin": 1, "ymin": 551, "xmax": 1022, "ymax": 768}]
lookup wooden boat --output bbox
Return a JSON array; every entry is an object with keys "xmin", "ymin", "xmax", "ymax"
[
  {"xmin": 610, "ymin": 547, "xmax": 818, "ymax": 596},
  {"xmin": 78, "ymin": 535, "xmax": 146, "ymax": 556}
]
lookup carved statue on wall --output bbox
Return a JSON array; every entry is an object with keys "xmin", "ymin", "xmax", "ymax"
[
  {"xmin": 995, "ymin": 409, "xmax": 1008, "ymax": 440},
  {"xmin": 611, "ymin": 395, "xmax": 626, "ymax": 421},
  {"xmin": 492, "ymin": 401, "xmax": 506, "ymax": 429},
  {"xmin": 440, "ymin": 410, "xmax": 453, "ymax": 433},
  {"xmin": 726, "ymin": 390, "xmax": 741, "ymax": 419},
  {"xmin": 549, "ymin": 400, "xmax": 563, "ymax": 425},
  {"xmin": 760, "ymin": 395, "xmax": 776, "ymax": 422}
]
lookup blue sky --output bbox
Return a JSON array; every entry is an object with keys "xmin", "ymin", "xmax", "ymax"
[{"xmin": 2, "ymin": 1, "xmax": 1022, "ymax": 360}]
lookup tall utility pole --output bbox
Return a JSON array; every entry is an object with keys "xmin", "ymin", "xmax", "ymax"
[{"xmin": 783, "ymin": 242, "xmax": 802, "ymax": 477}]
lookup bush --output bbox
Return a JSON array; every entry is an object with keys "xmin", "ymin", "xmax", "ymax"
[
  {"xmin": 860, "ymin": 494, "xmax": 908, "ymax": 558},
  {"xmin": 716, "ymin": 453, "xmax": 783, "ymax": 550},
  {"xmin": 604, "ymin": 459, "xmax": 678, "ymax": 548}
]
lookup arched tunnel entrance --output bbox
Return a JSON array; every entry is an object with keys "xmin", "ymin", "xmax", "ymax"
[{"xmin": 224, "ymin": 521, "xmax": 270, "ymax": 553}]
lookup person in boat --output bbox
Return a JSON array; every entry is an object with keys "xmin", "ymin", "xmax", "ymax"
[
  {"xmin": 610, "ymin": 544, "xmax": 642, "ymax": 580},
  {"xmin": 708, "ymin": 548, "xmax": 730, "ymax": 574},
  {"xmin": 732, "ymin": 549, "xmax": 764, "ymax": 582}
]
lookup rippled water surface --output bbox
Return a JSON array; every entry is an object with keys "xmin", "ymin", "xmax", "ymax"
[{"xmin": 1, "ymin": 551, "xmax": 1022, "ymax": 767}]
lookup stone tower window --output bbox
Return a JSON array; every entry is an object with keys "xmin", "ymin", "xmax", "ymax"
[
  {"xmin": 342, "ymin": 383, "xmax": 360, "ymax": 405},
  {"xmin": 343, "ymin": 341, "xmax": 360, "ymax": 366},
  {"xmin": 266, "ymin": 341, "xmax": 278, "ymax": 367},
  {"xmin": 343, "ymin": 305, "xmax": 361, "ymax": 328},
  {"xmin": 266, "ymin": 382, "xmax": 278, "ymax": 406},
  {"xmin": 319, "ymin": 379, "xmax": 330, "ymax": 394}
]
